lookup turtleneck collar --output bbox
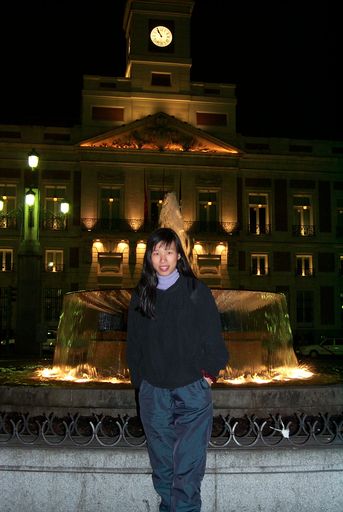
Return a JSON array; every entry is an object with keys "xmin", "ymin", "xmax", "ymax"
[{"xmin": 156, "ymin": 268, "xmax": 180, "ymax": 290}]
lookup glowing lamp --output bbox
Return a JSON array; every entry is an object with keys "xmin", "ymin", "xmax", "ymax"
[
  {"xmin": 28, "ymin": 149, "xmax": 40, "ymax": 170},
  {"xmin": 60, "ymin": 199, "xmax": 70, "ymax": 214},
  {"xmin": 25, "ymin": 188, "xmax": 36, "ymax": 206}
]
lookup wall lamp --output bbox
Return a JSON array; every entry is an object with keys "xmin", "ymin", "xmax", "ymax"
[{"xmin": 28, "ymin": 149, "xmax": 40, "ymax": 171}]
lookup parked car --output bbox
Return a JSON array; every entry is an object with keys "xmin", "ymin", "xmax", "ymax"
[
  {"xmin": 0, "ymin": 337, "xmax": 15, "ymax": 347},
  {"xmin": 296, "ymin": 337, "xmax": 343, "ymax": 357},
  {"xmin": 42, "ymin": 329, "xmax": 57, "ymax": 353}
]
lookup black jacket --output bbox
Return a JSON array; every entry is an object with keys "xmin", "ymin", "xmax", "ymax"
[{"xmin": 126, "ymin": 275, "xmax": 229, "ymax": 388}]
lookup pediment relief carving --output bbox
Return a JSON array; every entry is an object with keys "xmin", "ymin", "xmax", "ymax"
[{"xmin": 81, "ymin": 112, "xmax": 239, "ymax": 155}]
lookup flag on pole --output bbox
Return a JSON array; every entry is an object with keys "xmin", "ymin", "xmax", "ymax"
[
  {"xmin": 144, "ymin": 169, "xmax": 148, "ymax": 225},
  {"xmin": 179, "ymin": 171, "xmax": 182, "ymax": 209}
]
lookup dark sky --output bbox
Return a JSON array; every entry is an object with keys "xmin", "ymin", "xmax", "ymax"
[{"xmin": 1, "ymin": 0, "xmax": 341, "ymax": 140}]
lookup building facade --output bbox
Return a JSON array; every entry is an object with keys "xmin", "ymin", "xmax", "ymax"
[{"xmin": 0, "ymin": 0, "xmax": 342, "ymax": 352}]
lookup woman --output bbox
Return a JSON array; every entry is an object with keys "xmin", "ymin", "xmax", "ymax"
[{"xmin": 126, "ymin": 227, "xmax": 229, "ymax": 512}]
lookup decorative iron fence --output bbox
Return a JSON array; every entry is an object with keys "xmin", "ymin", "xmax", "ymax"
[{"xmin": 1, "ymin": 411, "xmax": 342, "ymax": 449}]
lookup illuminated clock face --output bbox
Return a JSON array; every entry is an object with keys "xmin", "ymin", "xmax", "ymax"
[{"xmin": 150, "ymin": 25, "xmax": 173, "ymax": 47}]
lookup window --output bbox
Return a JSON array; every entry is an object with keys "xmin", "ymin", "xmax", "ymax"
[
  {"xmin": 196, "ymin": 113, "xmax": 227, "ymax": 126},
  {"xmin": 0, "ymin": 287, "xmax": 12, "ymax": 333},
  {"xmin": 0, "ymin": 185, "xmax": 17, "ymax": 228},
  {"xmin": 69, "ymin": 247, "xmax": 79, "ymax": 268},
  {"xmin": 0, "ymin": 249, "xmax": 13, "ymax": 271},
  {"xmin": 289, "ymin": 144, "xmax": 312, "ymax": 153},
  {"xmin": 318, "ymin": 252, "xmax": 335, "ymax": 272},
  {"xmin": 296, "ymin": 290, "xmax": 314, "ymax": 324},
  {"xmin": 203, "ymin": 88, "xmax": 220, "ymax": 95},
  {"xmin": 45, "ymin": 250, "xmax": 63, "ymax": 272},
  {"xmin": 150, "ymin": 190, "xmax": 165, "ymax": 228},
  {"xmin": 296, "ymin": 255, "xmax": 313, "ymax": 276},
  {"xmin": 43, "ymin": 288, "xmax": 63, "ymax": 322},
  {"xmin": 151, "ymin": 73, "xmax": 171, "ymax": 86},
  {"xmin": 275, "ymin": 286, "xmax": 290, "ymax": 313},
  {"xmin": 320, "ymin": 286, "xmax": 334, "ymax": 325},
  {"xmin": 45, "ymin": 187, "xmax": 66, "ymax": 211},
  {"xmin": 292, "ymin": 195, "xmax": 314, "ymax": 236},
  {"xmin": 197, "ymin": 255, "xmax": 221, "ymax": 276},
  {"xmin": 92, "ymin": 107, "xmax": 124, "ymax": 122},
  {"xmin": 336, "ymin": 198, "xmax": 343, "ymax": 236},
  {"xmin": 198, "ymin": 191, "xmax": 218, "ymax": 230},
  {"xmin": 273, "ymin": 251, "xmax": 291, "ymax": 272},
  {"xmin": 251, "ymin": 254, "xmax": 268, "ymax": 275},
  {"xmin": 248, "ymin": 194, "xmax": 269, "ymax": 234},
  {"xmin": 98, "ymin": 253, "xmax": 123, "ymax": 275},
  {"xmin": 100, "ymin": 187, "xmax": 121, "ymax": 230},
  {"xmin": 44, "ymin": 186, "xmax": 67, "ymax": 230}
]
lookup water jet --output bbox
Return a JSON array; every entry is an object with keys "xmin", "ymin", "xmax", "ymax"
[{"xmin": 46, "ymin": 287, "xmax": 307, "ymax": 386}]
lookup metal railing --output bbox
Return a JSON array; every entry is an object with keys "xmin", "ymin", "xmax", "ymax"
[
  {"xmin": 184, "ymin": 221, "xmax": 239, "ymax": 235},
  {"xmin": 250, "ymin": 268, "xmax": 270, "ymax": 276},
  {"xmin": 0, "ymin": 214, "xmax": 18, "ymax": 230},
  {"xmin": 248, "ymin": 224, "xmax": 271, "ymax": 235},
  {"xmin": 45, "ymin": 263, "xmax": 64, "ymax": 273},
  {"xmin": 295, "ymin": 268, "xmax": 315, "ymax": 277},
  {"xmin": 0, "ymin": 210, "xmax": 68, "ymax": 231},
  {"xmin": 81, "ymin": 218, "xmax": 240, "ymax": 235},
  {"xmin": 1, "ymin": 411, "xmax": 342, "ymax": 449},
  {"xmin": 41, "ymin": 213, "xmax": 68, "ymax": 231},
  {"xmin": 292, "ymin": 224, "xmax": 315, "ymax": 237},
  {"xmin": 81, "ymin": 218, "xmax": 159, "ymax": 233}
]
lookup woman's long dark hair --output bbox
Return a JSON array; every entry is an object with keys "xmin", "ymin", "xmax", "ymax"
[{"xmin": 135, "ymin": 227, "xmax": 197, "ymax": 318}]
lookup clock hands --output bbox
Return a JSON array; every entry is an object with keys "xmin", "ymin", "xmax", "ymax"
[{"xmin": 150, "ymin": 26, "xmax": 172, "ymax": 47}]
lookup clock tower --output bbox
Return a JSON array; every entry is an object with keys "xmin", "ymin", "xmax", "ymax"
[
  {"xmin": 123, "ymin": 0, "xmax": 194, "ymax": 92},
  {"xmin": 81, "ymin": 0, "xmax": 236, "ymax": 141}
]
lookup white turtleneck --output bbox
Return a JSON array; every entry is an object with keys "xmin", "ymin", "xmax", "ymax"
[{"xmin": 156, "ymin": 268, "xmax": 180, "ymax": 290}]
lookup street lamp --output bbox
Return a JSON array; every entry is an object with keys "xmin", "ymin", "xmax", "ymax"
[
  {"xmin": 25, "ymin": 188, "xmax": 36, "ymax": 206},
  {"xmin": 60, "ymin": 199, "xmax": 70, "ymax": 214},
  {"xmin": 22, "ymin": 149, "xmax": 40, "ymax": 243},
  {"xmin": 15, "ymin": 149, "xmax": 43, "ymax": 356},
  {"xmin": 16, "ymin": 150, "xmax": 71, "ymax": 355},
  {"xmin": 28, "ymin": 149, "xmax": 39, "ymax": 171},
  {"xmin": 25, "ymin": 188, "xmax": 36, "ymax": 228}
]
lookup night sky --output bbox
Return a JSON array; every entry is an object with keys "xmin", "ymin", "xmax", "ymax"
[{"xmin": 1, "ymin": 0, "xmax": 341, "ymax": 140}]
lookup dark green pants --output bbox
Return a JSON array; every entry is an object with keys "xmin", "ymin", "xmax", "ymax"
[{"xmin": 139, "ymin": 378, "xmax": 213, "ymax": 512}]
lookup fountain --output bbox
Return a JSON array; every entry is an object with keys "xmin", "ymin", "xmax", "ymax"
[
  {"xmin": 1, "ymin": 192, "xmax": 342, "ymax": 419},
  {"xmin": 47, "ymin": 287, "xmax": 302, "ymax": 385},
  {"xmin": 45, "ymin": 192, "xmax": 307, "ymax": 385}
]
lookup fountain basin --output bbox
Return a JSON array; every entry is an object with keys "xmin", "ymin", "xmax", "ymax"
[
  {"xmin": 1, "ymin": 382, "xmax": 342, "ymax": 417},
  {"xmin": 52, "ymin": 288, "xmax": 300, "ymax": 382},
  {"xmin": 1, "ymin": 287, "xmax": 341, "ymax": 419}
]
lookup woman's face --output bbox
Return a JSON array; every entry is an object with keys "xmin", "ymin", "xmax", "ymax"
[{"xmin": 151, "ymin": 241, "xmax": 180, "ymax": 276}]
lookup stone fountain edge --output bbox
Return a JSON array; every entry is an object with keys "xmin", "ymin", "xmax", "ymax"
[{"xmin": 0, "ymin": 383, "xmax": 342, "ymax": 417}]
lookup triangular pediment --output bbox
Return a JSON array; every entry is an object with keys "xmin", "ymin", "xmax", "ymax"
[{"xmin": 80, "ymin": 112, "xmax": 240, "ymax": 154}]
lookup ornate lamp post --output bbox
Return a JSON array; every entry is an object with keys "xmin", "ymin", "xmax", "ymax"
[{"xmin": 15, "ymin": 149, "xmax": 43, "ymax": 356}]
